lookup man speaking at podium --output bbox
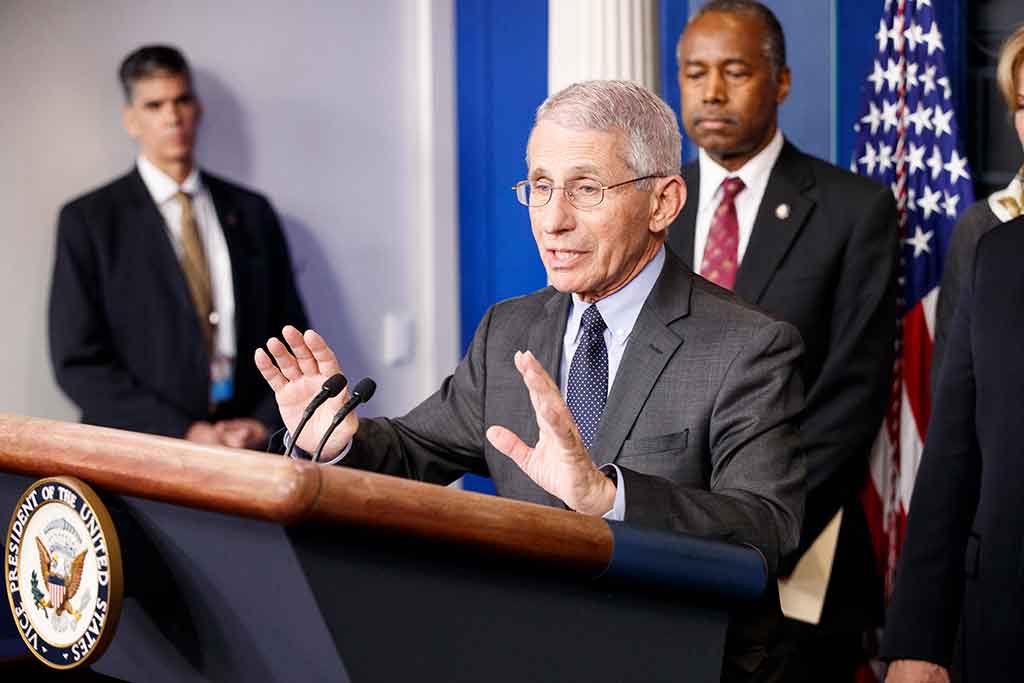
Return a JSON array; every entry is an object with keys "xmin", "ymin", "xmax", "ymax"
[{"xmin": 257, "ymin": 80, "xmax": 804, "ymax": 680}]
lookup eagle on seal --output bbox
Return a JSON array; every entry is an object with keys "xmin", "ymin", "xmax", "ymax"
[{"xmin": 35, "ymin": 537, "xmax": 86, "ymax": 621}]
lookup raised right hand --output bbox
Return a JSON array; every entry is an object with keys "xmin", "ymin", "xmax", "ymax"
[{"xmin": 254, "ymin": 326, "xmax": 358, "ymax": 457}]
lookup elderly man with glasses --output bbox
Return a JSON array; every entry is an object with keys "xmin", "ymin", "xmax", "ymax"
[{"xmin": 257, "ymin": 80, "xmax": 806, "ymax": 681}]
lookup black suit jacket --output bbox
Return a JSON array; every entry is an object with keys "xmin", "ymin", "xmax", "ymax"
[
  {"xmin": 881, "ymin": 217, "xmax": 1024, "ymax": 681},
  {"xmin": 48, "ymin": 168, "xmax": 308, "ymax": 439},
  {"xmin": 667, "ymin": 141, "xmax": 897, "ymax": 629}
]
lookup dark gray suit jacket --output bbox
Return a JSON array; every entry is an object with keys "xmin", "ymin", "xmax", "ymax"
[{"xmin": 344, "ymin": 248, "xmax": 805, "ymax": 573}]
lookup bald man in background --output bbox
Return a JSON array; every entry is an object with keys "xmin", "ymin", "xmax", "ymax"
[{"xmin": 667, "ymin": 2, "xmax": 897, "ymax": 680}]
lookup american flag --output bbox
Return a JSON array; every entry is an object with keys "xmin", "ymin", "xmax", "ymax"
[{"xmin": 851, "ymin": 0, "xmax": 974, "ymax": 674}]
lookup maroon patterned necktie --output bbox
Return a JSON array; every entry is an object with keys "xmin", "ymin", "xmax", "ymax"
[{"xmin": 700, "ymin": 177, "xmax": 745, "ymax": 290}]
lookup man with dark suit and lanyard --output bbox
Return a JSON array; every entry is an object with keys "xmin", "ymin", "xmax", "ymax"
[
  {"xmin": 48, "ymin": 45, "xmax": 308, "ymax": 449},
  {"xmin": 666, "ymin": 2, "xmax": 898, "ymax": 680},
  {"xmin": 258, "ymin": 78, "xmax": 806, "ymax": 681}
]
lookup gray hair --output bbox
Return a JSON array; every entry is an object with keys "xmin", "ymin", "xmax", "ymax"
[
  {"xmin": 532, "ymin": 80, "xmax": 681, "ymax": 188},
  {"xmin": 677, "ymin": 0, "xmax": 787, "ymax": 80}
]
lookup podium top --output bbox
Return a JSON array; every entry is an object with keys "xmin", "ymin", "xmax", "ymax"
[{"xmin": 0, "ymin": 414, "xmax": 766, "ymax": 601}]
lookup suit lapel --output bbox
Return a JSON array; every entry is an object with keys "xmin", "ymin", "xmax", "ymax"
[
  {"xmin": 735, "ymin": 142, "xmax": 815, "ymax": 304},
  {"xmin": 125, "ymin": 169, "xmax": 196, "ymax": 317},
  {"xmin": 505, "ymin": 289, "xmax": 570, "ymax": 506},
  {"xmin": 522, "ymin": 290, "xmax": 571, "ymax": 449},
  {"xmin": 593, "ymin": 250, "xmax": 690, "ymax": 466}
]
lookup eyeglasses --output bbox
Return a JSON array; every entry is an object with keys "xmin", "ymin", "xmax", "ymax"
[{"xmin": 513, "ymin": 175, "xmax": 663, "ymax": 209}]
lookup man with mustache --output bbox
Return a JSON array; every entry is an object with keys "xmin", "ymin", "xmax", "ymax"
[
  {"xmin": 49, "ymin": 45, "xmax": 308, "ymax": 449},
  {"xmin": 667, "ymin": 2, "xmax": 898, "ymax": 681},
  {"xmin": 260, "ymin": 79, "xmax": 805, "ymax": 681}
]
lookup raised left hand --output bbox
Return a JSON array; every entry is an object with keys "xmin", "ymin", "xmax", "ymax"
[{"xmin": 486, "ymin": 350, "xmax": 615, "ymax": 515}]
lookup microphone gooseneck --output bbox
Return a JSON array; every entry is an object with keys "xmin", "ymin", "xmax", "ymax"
[
  {"xmin": 284, "ymin": 373, "xmax": 347, "ymax": 458},
  {"xmin": 313, "ymin": 377, "xmax": 377, "ymax": 463}
]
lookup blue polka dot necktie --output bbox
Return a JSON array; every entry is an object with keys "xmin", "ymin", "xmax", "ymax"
[{"xmin": 566, "ymin": 305, "xmax": 608, "ymax": 450}]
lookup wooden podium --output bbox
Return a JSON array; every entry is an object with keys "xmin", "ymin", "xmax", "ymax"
[{"xmin": 0, "ymin": 414, "xmax": 767, "ymax": 682}]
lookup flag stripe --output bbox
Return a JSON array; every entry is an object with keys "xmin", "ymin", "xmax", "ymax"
[
  {"xmin": 902, "ymin": 300, "xmax": 933, "ymax": 438},
  {"xmin": 853, "ymin": 2, "xmax": 974, "ymax": 676}
]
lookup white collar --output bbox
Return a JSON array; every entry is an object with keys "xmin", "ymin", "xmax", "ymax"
[
  {"xmin": 567, "ymin": 245, "xmax": 665, "ymax": 346},
  {"xmin": 696, "ymin": 129, "xmax": 784, "ymax": 213},
  {"xmin": 136, "ymin": 155, "xmax": 202, "ymax": 205},
  {"xmin": 988, "ymin": 164, "xmax": 1024, "ymax": 222}
]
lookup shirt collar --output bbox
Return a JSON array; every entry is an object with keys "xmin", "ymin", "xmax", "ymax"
[
  {"xmin": 136, "ymin": 155, "xmax": 202, "ymax": 205},
  {"xmin": 696, "ymin": 128, "xmax": 784, "ymax": 214},
  {"xmin": 567, "ymin": 245, "xmax": 665, "ymax": 346}
]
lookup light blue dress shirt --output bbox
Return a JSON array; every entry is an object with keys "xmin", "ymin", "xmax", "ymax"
[{"xmin": 560, "ymin": 246, "xmax": 666, "ymax": 521}]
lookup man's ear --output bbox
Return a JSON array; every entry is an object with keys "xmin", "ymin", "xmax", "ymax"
[
  {"xmin": 776, "ymin": 65, "xmax": 792, "ymax": 105},
  {"xmin": 122, "ymin": 105, "xmax": 139, "ymax": 140},
  {"xmin": 649, "ymin": 176, "xmax": 686, "ymax": 236}
]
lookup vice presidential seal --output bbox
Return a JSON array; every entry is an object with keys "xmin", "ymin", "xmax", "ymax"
[{"xmin": 5, "ymin": 477, "xmax": 123, "ymax": 669}]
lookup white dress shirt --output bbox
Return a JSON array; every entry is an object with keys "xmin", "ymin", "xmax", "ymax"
[
  {"xmin": 693, "ymin": 129, "xmax": 785, "ymax": 273},
  {"xmin": 137, "ymin": 156, "xmax": 237, "ymax": 402}
]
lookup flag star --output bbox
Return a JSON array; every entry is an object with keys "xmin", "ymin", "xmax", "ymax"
[
  {"xmin": 907, "ymin": 142, "xmax": 927, "ymax": 174},
  {"xmin": 923, "ymin": 20, "xmax": 944, "ymax": 55},
  {"xmin": 868, "ymin": 60, "xmax": 886, "ymax": 94},
  {"xmin": 916, "ymin": 0, "xmax": 932, "ymax": 9},
  {"xmin": 859, "ymin": 143, "xmax": 878, "ymax": 175},
  {"xmin": 888, "ymin": 15, "xmax": 905, "ymax": 52},
  {"xmin": 885, "ymin": 0, "xmax": 893, "ymax": 11},
  {"xmin": 932, "ymin": 104, "xmax": 953, "ymax": 138},
  {"xmin": 917, "ymin": 185, "xmax": 942, "ymax": 219},
  {"xmin": 904, "ymin": 23, "xmax": 924, "ymax": 52},
  {"xmin": 921, "ymin": 64, "xmax": 937, "ymax": 94},
  {"xmin": 943, "ymin": 191, "xmax": 961, "ymax": 218},
  {"xmin": 906, "ymin": 102, "xmax": 933, "ymax": 136},
  {"xmin": 878, "ymin": 142, "xmax": 894, "ymax": 174},
  {"xmin": 943, "ymin": 148, "xmax": 969, "ymax": 184},
  {"xmin": 904, "ymin": 226, "xmax": 933, "ymax": 257},
  {"xmin": 926, "ymin": 145, "xmax": 944, "ymax": 180},
  {"xmin": 883, "ymin": 58, "xmax": 903, "ymax": 91},
  {"xmin": 875, "ymin": 18, "xmax": 889, "ymax": 53},
  {"xmin": 861, "ymin": 101, "xmax": 883, "ymax": 134},
  {"xmin": 907, "ymin": 187, "xmax": 918, "ymax": 211},
  {"xmin": 881, "ymin": 99, "xmax": 901, "ymax": 132},
  {"xmin": 937, "ymin": 76, "xmax": 952, "ymax": 100},
  {"xmin": 905, "ymin": 61, "xmax": 920, "ymax": 90}
]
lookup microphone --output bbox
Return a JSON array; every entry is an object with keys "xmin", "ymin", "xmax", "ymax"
[
  {"xmin": 313, "ymin": 377, "xmax": 377, "ymax": 463},
  {"xmin": 284, "ymin": 373, "xmax": 347, "ymax": 458}
]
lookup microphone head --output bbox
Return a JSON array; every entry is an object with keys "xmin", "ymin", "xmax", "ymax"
[
  {"xmin": 352, "ymin": 378, "xmax": 377, "ymax": 403},
  {"xmin": 322, "ymin": 373, "xmax": 348, "ymax": 397}
]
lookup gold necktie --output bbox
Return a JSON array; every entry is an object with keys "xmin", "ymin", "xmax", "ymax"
[{"xmin": 175, "ymin": 191, "xmax": 214, "ymax": 351}]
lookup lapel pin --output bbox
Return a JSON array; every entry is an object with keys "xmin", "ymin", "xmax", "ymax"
[
  {"xmin": 775, "ymin": 203, "xmax": 790, "ymax": 220},
  {"xmin": 226, "ymin": 213, "xmax": 238, "ymax": 226}
]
